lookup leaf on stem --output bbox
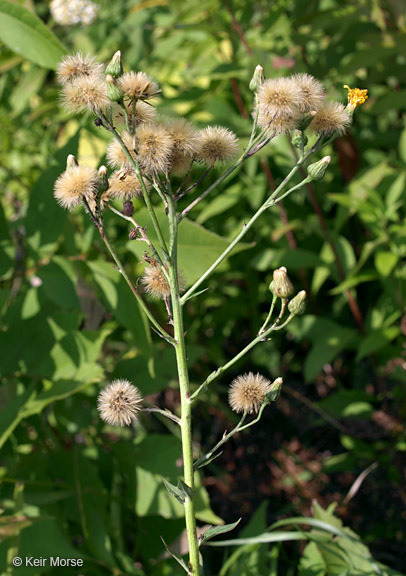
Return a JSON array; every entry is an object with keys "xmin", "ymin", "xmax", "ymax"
[
  {"xmin": 199, "ymin": 519, "xmax": 242, "ymax": 546},
  {"xmin": 160, "ymin": 537, "xmax": 191, "ymax": 574},
  {"xmin": 162, "ymin": 477, "xmax": 187, "ymax": 505}
]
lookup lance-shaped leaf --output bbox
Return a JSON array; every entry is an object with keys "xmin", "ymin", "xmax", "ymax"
[
  {"xmin": 160, "ymin": 537, "xmax": 190, "ymax": 574},
  {"xmin": 199, "ymin": 519, "xmax": 241, "ymax": 546}
]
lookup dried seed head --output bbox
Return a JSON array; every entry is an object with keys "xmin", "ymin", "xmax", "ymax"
[
  {"xmin": 119, "ymin": 71, "xmax": 161, "ymax": 102},
  {"xmin": 61, "ymin": 75, "xmax": 109, "ymax": 115},
  {"xmin": 97, "ymin": 379, "xmax": 143, "ymax": 426},
  {"xmin": 136, "ymin": 123, "xmax": 174, "ymax": 175},
  {"xmin": 106, "ymin": 131, "xmax": 136, "ymax": 170},
  {"xmin": 54, "ymin": 164, "xmax": 98, "ymax": 210},
  {"xmin": 165, "ymin": 118, "xmax": 198, "ymax": 176},
  {"xmin": 290, "ymin": 73, "xmax": 325, "ymax": 113},
  {"xmin": 256, "ymin": 77, "xmax": 302, "ymax": 120},
  {"xmin": 273, "ymin": 266, "xmax": 294, "ymax": 299},
  {"xmin": 57, "ymin": 53, "xmax": 103, "ymax": 85},
  {"xmin": 104, "ymin": 170, "xmax": 144, "ymax": 202},
  {"xmin": 196, "ymin": 126, "xmax": 239, "ymax": 166},
  {"xmin": 309, "ymin": 101, "xmax": 351, "ymax": 136},
  {"xmin": 257, "ymin": 109, "xmax": 300, "ymax": 134},
  {"xmin": 229, "ymin": 372, "xmax": 271, "ymax": 414},
  {"xmin": 141, "ymin": 265, "xmax": 185, "ymax": 299}
]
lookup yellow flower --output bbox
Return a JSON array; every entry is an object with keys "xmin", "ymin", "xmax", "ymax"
[{"xmin": 344, "ymin": 85, "xmax": 368, "ymax": 109}]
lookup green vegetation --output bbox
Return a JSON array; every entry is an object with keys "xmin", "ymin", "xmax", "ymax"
[{"xmin": 0, "ymin": 1, "xmax": 405, "ymax": 574}]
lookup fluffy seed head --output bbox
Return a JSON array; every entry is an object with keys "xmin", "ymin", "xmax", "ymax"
[
  {"xmin": 57, "ymin": 53, "xmax": 103, "ymax": 85},
  {"xmin": 290, "ymin": 73, "xmax": 325, "ymax": 113},
  {"xmin": 196, "ymin": 126, "xmax": 239, "ymax": 166},
  {"xmin": 106, "ymin": 131, "xmax": 137, "ymax": 170},
  {"xmin": 141, "ymin": 265, "xmax": 185, "ymax": 299},
  {"xmin": 54, "ymin": 164, "xmax": 98, "ymax": 210},
  {"xmin": 104, "ymin": 170, "xmax": 144, "ymax": 202},
  {"xmin": 61, "ymin": 75, "xmax": 109, "ymax": 114},
  {"xmin": 97, "ymin": 379, "xmax": 143, "ymax": 426},
  {"xmin": 119, "ymin": 71, "xmax": 161, "ymax": 102},
  {"xmin": 256, "ymin": 78, "xmax": 302, "ymax": 120},
  {"xmin": 257, "ymin": 109, "xmax": 300, "ymax": 134},
  {"xmin": 136, "ymin": 123, "xmax": 174, "ymax": 174},
  {"xmin": 229, "ymin": 372, "xmax": 271, "ymax": 414},
  {"xmin": 165, "ymin": 118, "xmax": 198, "ymax": 176},
  {"xmin": 309, "ymin": 101, "xmax": 352, "ymax": 136}
]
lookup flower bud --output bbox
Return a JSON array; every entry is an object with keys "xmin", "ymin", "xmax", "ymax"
[
  {"xmin": 122, "ymin": 200, "xmax": 134, "ymax": 216},
  {"xmin": 266, "ymin": 377, "xmax": 283, "ymax": 402},
  {"xmin": 297, "ymin": 111, "xmax": 316, "ymax": 131},
  {"xmin": 273, "ymin": 267, "xmax": 294, "ymax": 299},
  {"xmin": 66, "ymin": 154, "xmax": 79, "ymax": 169},
  {"xmin": 288, "ymin": 290, "xmax": 307, "ymax": 316},
  {"xmin": 307, "ymin": 156, "xmax": 330, "ymax": 182},
  {"xmin": 291, "ymin": 130, "xmax": 308, "ymax": 149},
  {"xmin": 105, "ymin": 50, "xmax": 123, "ymax": 78},
  {"xmin": 98, "ymin": 165, "xmax": 108, "ymax": 191},
  {"xmin": 106, "ymin": 74, "xmax": 124, "ymax": 103},
  {"xmin": 269, "ymin": 280, "xmax": 274, "ymax": 294},
  {"xmin": 249, "ymin": 65, "xmax": 265, "ymax": 92}
]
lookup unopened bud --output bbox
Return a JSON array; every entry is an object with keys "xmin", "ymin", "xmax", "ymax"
[
  {"xmin": 269, "ymin": 280, "xmax": 274, "ymax": 294},
  {"xmin": 122, "ymin": 200, "xmax": 134, "ymax": 216},
  {"xmin": 98, "ymin": 165, "xmax": 108, "ymax": 191},
  {"xmin": 66, "ymin": 154, "xmax": 79, "ymax": 169},
  {"xmin": 273, "ymin": 267, "xmax": 294, "ymax": 299},
  {"xmin": 106, "ymin": 74, "xmax": 124, "ymax": 102},
  {"xmin": 249, "ymin": 65, "xmax": 265, "ymax": 92},
  {"xmin": 307, "ymin": 156, "xmax": 331, "ymax": 181},
  {"xmin": 129, "ymin": 228, "xmax": 140, "ymax": 240},
  {"xmin": 266, "ymin": 377, "xmax": 283, "ymax": 402},
  {"xmin": 288, "ymin": 290, "xmax": 307, "ymax": 316},
  {"xmin": 105, "ymin": 50, "xmax": 123, "ymax": 78},
  {"xmin": 291, "ymin": 130, "xmax": 308, "ymax": 149}
]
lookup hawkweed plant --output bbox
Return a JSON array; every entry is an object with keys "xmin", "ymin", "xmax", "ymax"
[{"xmin": 53, "ymin": 51, "xmax": 367, "ymax": 575}]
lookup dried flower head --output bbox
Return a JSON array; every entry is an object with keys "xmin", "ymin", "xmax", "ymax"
[
  {"xmin": 196, "ymin": 126, "xmax": 239, "ymax": 166},
  {"xmin": 165, "ymin": 118, "xmax": 198, "ymax": 176},
  {"xmin": 106, "ymin": 131, "xmax": 137, "ymax": 170},
  {"xmin": 61, "ymin": 75, "xmax": 109, "ymax": 114},
  {"xmin": 309, "ymin": 100, "xmax": 351, "ymax": 136},
  {"xmin": 344, "ymin": 85, "xmax": 368, "ymax": 109},
  {"xmin": 229, "ymin": 372, "xmax": 271, "ymax": 414},
  {"xmin": 51, "ymin": 0, "xmax": 99, "ymax": 26},
  {"xmin": 290, "ymin": 73, "xmax": 325, "ymax": 113},
  {"xmin": 98, "ymin": 379, "xmax": 143, "ymax": 426},
  {"xmin": 104, "ymin": 170, "xmax": 144, "ymax": 202},
  {"xmin": 54, "ymin": 164, "xmax": 98, "ymax": 210},
  {"xmin": 257, "ymin": 109, "xmax": 300, "ymax": 134},
  {"xmin": 256, "ymin": 78, "xmax": 302, "ymax": 120},
  {"xmin": 57, "ymin": 53, "xmax": 103, "ymax": 85},
  {"xmin": 136, "ymin": 123, "xmax": 174, "ymax": 174},
  {"xmin": 141, "ymin": 265, "xmax": 185, "ymax": 299},
  {"xmin": 119, "ymin": 71, "xmax": 161, "ymax": 102}
]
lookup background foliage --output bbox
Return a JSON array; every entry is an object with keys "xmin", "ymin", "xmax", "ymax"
[{"xmin": 0, "ymin": 0, "xmax": 405, "ymax": 574}]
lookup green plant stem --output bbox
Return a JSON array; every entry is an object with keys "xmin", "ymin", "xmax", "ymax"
[
  {"xmin": 259, "ymin": 294, "xmax": 278, "ymax": 333},
  {"xmin": 190, "ymin": 310, "xmax": 294, "ymax": 402},
  {"xmin": 180, "ymin": 158, "xmax": 311, "ymax": 306},
  {"xmin": 84, "ymin": 199, "xmax": 175, "ymax": 344},
  {"xmin": 194, "ymin": 401, "xmax": 270, "ymax": 469},
  {"xmin": 167, "ymin": 194, "xmax": 200, "ymax": 575}
]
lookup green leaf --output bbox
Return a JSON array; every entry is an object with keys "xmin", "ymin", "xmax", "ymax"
[
  {"xmin": 161, "ymin": 537, "xmax": 190, "ymax": 574},
  {"xmin": 200, "ymin": 519, "xmax": 241, "ymax": 545},
  {"xmin": 0, "ymin": 1, "xmax": 65, "ymax": 69},
  {"xmin": 162, "ymin": 478, "xmax": 187, "ymax": 505},
  {"xmin": 375, "ymin": 251, "xmax": 398, "ymax": 277},
  {"xmin": 125, "ymin": 207, "xmax": 251, "ymax": 285},
  {"xmin": 88, "ymin": 259, "xmax": 153, "ymax": 361},
  {"xmin": 318, "ymin": 390, "xmax": 375, "ymax": 420}
]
